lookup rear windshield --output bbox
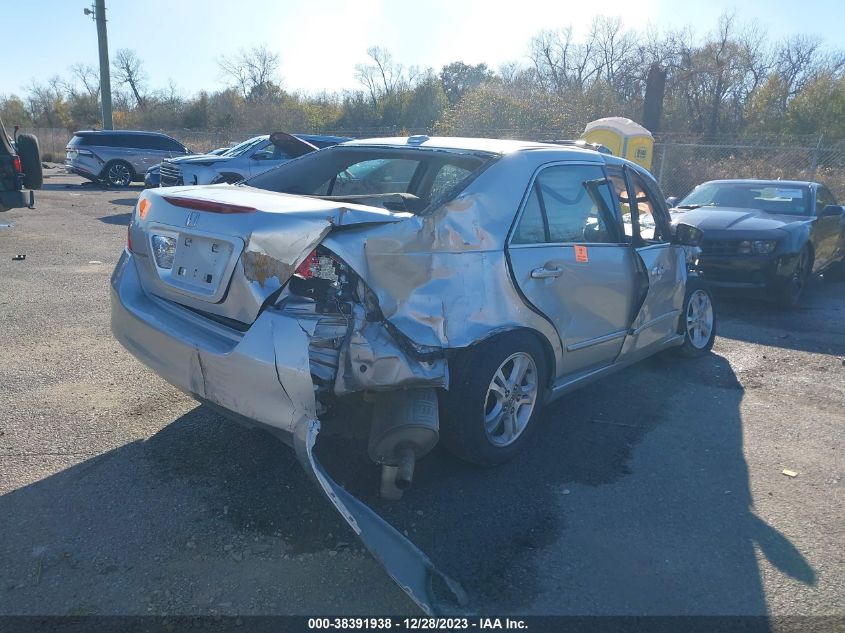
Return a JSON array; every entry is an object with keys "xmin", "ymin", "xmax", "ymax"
[
  {"xmin": 244, "ymin": 146, "xmax": 493, "ymax": 214},
  {"xmin": 678, "ymin": 182, "xmax": 812, "ymax": 216}
]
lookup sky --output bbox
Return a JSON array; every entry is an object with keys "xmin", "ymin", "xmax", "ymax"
[{"xmin": 2, "ymin": 0, "xmax": 844, "ymax": 98}]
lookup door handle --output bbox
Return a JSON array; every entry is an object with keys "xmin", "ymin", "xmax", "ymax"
[
  {"xmin": 531, "ymin": 266, "xmax": 563, "ymax": 279},
  {"xmin": 650, "ymin": 264, "xmax": 665, "ymax": 278}
]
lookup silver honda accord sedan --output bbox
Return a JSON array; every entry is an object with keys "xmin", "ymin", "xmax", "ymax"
[{"xmin": 111, "ymin": 136, "xmax": 715, "ymax": 613}]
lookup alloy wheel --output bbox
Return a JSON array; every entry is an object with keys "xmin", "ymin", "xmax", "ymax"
[
  {"xmin": 686, "ymin": 289, "xmax": 714, "ymax": 349},
  {"xmin": 107, "ymin": 163, "xmax": 132, "ymax": 187},
  {"xmin": 483, "ymin": 352, "xmax": 539, "ymax": 447}
]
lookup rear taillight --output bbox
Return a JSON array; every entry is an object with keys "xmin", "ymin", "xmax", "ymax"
[
  {"xmin": 289, "ymin": 247, "xmax": 354, "ymax": 311},
  {"xmin": 163, "ymin": 196, "xmax": 256, "ymax": 214},
  {"xmin": 13, "ymin": 156, "xmax": 22, "ymax": 173},
  {"xmin": 294, "ymin": 250, "xmax": 320, "ymax": 279},
  {"xmin": 294, "ymin": 249, "xmax": 345, "ymax": 282}
]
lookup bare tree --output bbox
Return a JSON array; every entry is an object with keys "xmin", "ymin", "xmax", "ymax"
[
  {"xmin": 69, "ymin": 63, "xmax": 100, "ymax": 98},
  {"xmin": 355, "ymin": 47, "xmax": 407, "ymax": 108},
  {"xmin": 112, "ymin": 49, "xmax": 147, "ymax": 107},
  {"xmin": 590, "ymin": 16, "xmax": 636, "ymax": 88},
  {"xmin": 774, "ymin": 34, "xmax": 845, "ymax": 100},
  {"xmin": 218, "ymin": 45, "xmax": 280, "ymax": 100},
  {"xmin": 529, "ymin": 27, "xmax": 600, "ymax": 94},
  {"xmin": 25, "ymin": 77, "xmax": 67, "ymax": 126}
]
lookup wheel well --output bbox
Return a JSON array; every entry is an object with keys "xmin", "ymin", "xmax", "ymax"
[
  {"xmin": 216, "ymin": 172, "xmax": 244, "ymax": 184},
  {"xmin": 453, "ymin": 328, "xmax": 557, "ymax": 389}
]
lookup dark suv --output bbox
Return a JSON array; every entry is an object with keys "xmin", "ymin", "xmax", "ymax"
[
  {"xmin": 65, "ymin": 130, "xmax": 190, "ymax": 187},
  {"xmin": 1, "ymin": 118, "xmax": 39, "ymax": 212}
]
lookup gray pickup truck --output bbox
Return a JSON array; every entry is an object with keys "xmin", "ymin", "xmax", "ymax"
[{"xmin": 0, "ymin": 118, "xmax": 39, "ymax": 211}]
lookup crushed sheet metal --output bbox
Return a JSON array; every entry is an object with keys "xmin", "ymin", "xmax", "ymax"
[
  {"xmin": 242, "ymin": 223, "xmax": 331, "ymax": 289},
  {"xmin": 269, "ymin": 311, "xmax": 318, "ymax": 432},
  {"xmin": 321, "ymin": 151, "xmax": 565, "ymax": 368},
  {"xmin": 334, "ymin": 305, "xmax": 448, "ymax": 395},
  {"xmin": 293, "ymin": 419, "xmax": 468, "ymax": 616}
]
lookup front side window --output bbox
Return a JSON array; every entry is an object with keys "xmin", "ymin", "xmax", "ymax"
[
  {"xmin": 609, "ymin": 167, "xmax": 670, "ymax": 243},
  {"xmin": 512, "ymin": 164, "xmax": 619, "ymax": 245},
  {"xmin": 816, "ymin": 187, "xmax": 836, "ymax": 214}
]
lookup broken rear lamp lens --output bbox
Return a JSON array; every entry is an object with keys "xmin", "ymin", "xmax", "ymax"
[
  {"xmin": 151, "ymin": 234, "xmax": 177, "ymax": 269},
  {"xmin": 295, "ymin": 250, "xmax": 320, "ymax": 279},
  {"xmin": 294, "ymin": 248, "xmax": 344, "ymax": 282}
]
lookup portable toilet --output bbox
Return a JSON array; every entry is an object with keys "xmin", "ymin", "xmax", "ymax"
[{"xmin": 582, "ymin": 117, "xmax": 654, "ymax": 170}]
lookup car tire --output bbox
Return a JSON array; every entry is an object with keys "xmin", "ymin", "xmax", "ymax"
[
  {"xmin": 675, "ymin": 277, "xmax": 716, "ymax": 358},
  {"xmin": 16, "ymin": 133, "xmax": 43, "ymax": 190},
  {"xmin": 777, "ymin": 246, "xmax": 812, "ymax": 308},
  {"xmin": 440, "ymin": 332, "xmax": 547, "ymax": 466},
  {"xmin": 103, "ymin": 160, "xmax": 134, "ymax": 188},
  {"xmin": 822, "ymin": 258, "xmax": 845, "ymax": 283}
]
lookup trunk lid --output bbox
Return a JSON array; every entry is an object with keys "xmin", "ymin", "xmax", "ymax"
[{"xmin": 129, "ymin": 185, "xmax": 407, "ymax": 324}]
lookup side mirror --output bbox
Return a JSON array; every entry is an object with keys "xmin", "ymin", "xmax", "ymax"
[
  {"xmin": 666, "ymin": 196, "xmax": 678, "ymax": 208},
  {"xmin": 820, "ymin": 205, "xmax": 844, "ymax": 217},
  {"xmin": 671, "ymin": 222, "xmax": 704, "ymax": 246}
]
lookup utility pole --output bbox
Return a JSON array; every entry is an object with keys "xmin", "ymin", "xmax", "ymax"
[{"xmin": 85, "ymin": 1, "xmax": 113, "ymax": 129}]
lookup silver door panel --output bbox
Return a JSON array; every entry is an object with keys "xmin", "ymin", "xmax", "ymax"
[{"xmin": 508, "ymin": 243, "xmax": 636, "ymax": 377}]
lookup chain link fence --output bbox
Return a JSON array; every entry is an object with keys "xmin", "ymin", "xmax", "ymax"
[
  {"xmin": 18, "ymin": 126, "xmax": 845, "ymax": 202},
  {"xmin": 651, "ymin": 138, "xmax": 845, "ymax": 201}
]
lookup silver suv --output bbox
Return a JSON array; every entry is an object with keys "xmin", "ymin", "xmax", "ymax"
[{"xmin": 65, "ymin": 130, "xmax": 190, "ymax": 187}]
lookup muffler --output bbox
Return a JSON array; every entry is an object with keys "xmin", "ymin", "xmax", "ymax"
[{"xmin": 368, "ymin": 388, "xmax": 439, "ymax": 499}]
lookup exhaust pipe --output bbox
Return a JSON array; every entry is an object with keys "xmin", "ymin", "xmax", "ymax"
[{"xmin": 368, "ymin": 388, "xmax": 439, "ymax": 499}]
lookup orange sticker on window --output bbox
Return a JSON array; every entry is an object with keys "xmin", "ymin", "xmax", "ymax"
[{"xmin": 575, "ymin": 245, "xmax": 589, "ymax": 263}]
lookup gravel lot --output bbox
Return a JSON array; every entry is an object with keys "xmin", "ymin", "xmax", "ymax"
[{"xmin": 1, "ymin": 170, "xmax": 843, "ymax": 618}]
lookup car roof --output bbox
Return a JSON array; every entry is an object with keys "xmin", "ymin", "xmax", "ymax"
[
  {"xmin": 73, "ymin": 129, "xmax": 175, "ymax": 138},
  {"xmin": 698, "ymin": 179, "xmax": 817, "ymax": 188},
  {"xmin": 342, "ymin": 135, "xmax": 592, "ymax": 156}
]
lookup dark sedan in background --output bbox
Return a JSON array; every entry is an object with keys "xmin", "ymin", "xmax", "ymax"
[{"xmin": 670, "ymin": 180, "xmax": 845, "ymax": 306}]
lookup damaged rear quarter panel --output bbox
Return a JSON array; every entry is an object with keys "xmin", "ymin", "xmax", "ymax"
[{"xmin": 322, "ymin": 150, "xmax": 563, "ymax": 364}]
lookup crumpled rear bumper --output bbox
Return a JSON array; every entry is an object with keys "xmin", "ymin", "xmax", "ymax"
[
  {"xmin": 110, "ymin": 250, "xmax": 465, "ymax": 615},
  {"xmin": 110, "ymin": 250, "xmax": 316, "ymax": 435}
]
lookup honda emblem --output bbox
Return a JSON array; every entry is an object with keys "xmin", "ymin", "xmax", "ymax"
[{"xmin": 185, "ymin": 211, "xmax": 200, "ymax": 227}]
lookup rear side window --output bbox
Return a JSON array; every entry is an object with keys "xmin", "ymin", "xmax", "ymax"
[
  {"xmin": 430, "ymin": 163, "xmax": 473, "ymax": 200},
  {"xmin": 81, "ymin": 134, "xmax": 127, "ymax": 148},
  {"xmin": 512, "ymin": 186, "xmax": 546, "ymax": 244},
  {"xmin": 512, "ymin": 164, "xmax": 620, "ymax": 245}
]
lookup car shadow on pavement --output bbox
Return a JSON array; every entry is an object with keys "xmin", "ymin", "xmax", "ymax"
[
  {"xmin": 98, "ymin": 213, "xmax": 132, "ymax": 226},
  {"xmin": 315, "ymin": 351, "xmax": 816, "ymax": 615},
  {"xmin": 714, "ymin": 278, "xmax": 845, "ymax": 356},
  {"xmin": 0, "ymin": 353, "xmax": 814, "ymax": 617},
  {"xmin": 108, "ymin": 198, "xmax": 138, "ymax": 207}
]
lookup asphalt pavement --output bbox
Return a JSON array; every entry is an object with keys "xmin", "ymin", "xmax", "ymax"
[{"xmin": 0, "ymin": 171, "xmax": 843, "ymax": 618}]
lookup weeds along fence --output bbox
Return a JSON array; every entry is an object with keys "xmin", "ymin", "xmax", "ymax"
[
  {"xmin": 651, "ymin": 138, "xmax": 845, "ymax": 200},
  {"xmin": 20, "ymin": 126, "xmax": 845, "ymax": 201}
]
